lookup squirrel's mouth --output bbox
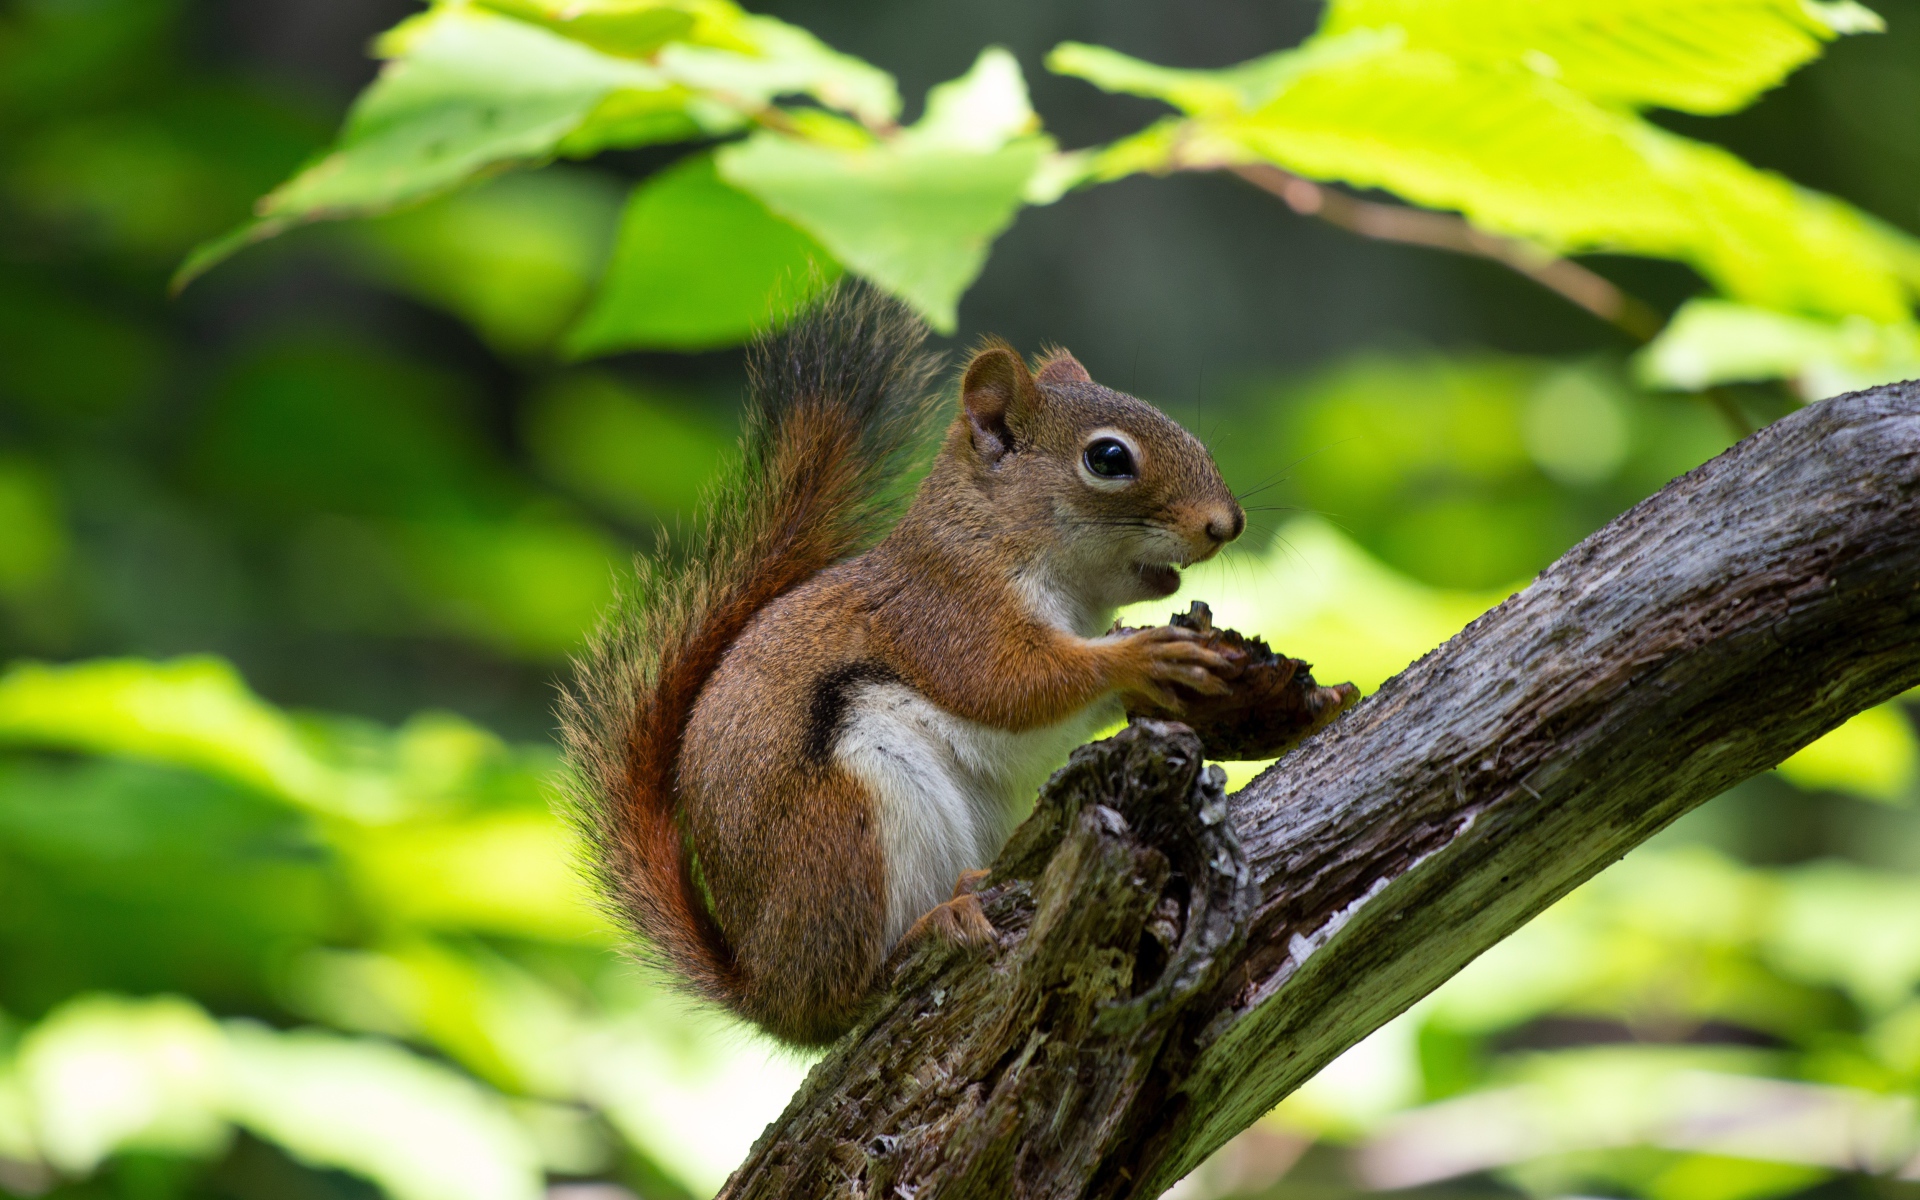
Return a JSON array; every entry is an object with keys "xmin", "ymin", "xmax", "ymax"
[{"xmin": 1136, "ymin": 562, "xmax": 1182, "ymax": 597}]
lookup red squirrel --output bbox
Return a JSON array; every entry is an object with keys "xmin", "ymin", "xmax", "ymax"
[{"xmin": 561, "ymin": 283, "xmax": 1244, "ymax": 1046}]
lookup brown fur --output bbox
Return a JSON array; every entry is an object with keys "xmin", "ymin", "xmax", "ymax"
[
  {"xmin": 559, "ymin": 283, "xmax": 939, "ymax": 1024},
  {"xmin": 563, "ymin": 284, "xmax": 1244, "ymax": 1046}
]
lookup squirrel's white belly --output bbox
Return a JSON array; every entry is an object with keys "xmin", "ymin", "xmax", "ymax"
[{"xmin": 834, "ymin": 680, "xmax": 1119, "ymax": 947}]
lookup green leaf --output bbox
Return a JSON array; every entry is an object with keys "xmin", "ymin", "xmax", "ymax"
[
  {"xmin": 911, "ymin": 44, "xmax": 1043, "ymax": 150},
  {"xmin": 469, "ymin": 0, "xmax": 900, "ymax": 126},
  {"xmin": 471, "ymin": 0, "xmax": 699, "ymax": 58},
  {"xmin": 14, "ymin": 995, "xmax": 230, "ymax": 1173},
  {"xmin": 9, "ymin": 995, "xmax": 544, "ymax": 1200},
  {"xmin": 718, "ymin": 134, "xmax": 1043, "ymax": 332},
  {"xmin": 1321, "ymin": 0, "xmax": 1883, "ymax": 115},
  {"xmin": 1051, "ymin": 31, "xmax": 1920, "ymax": 321},
  {"xmin": 173, "ymin": 0, "xmax": 905, "ymax": 289},
  {"xmin": 1049, "ymin": 34, "xmax": 1383, "ymax": 117},
  {"xmin": 0, "ymin": 658, "xmax": 349, "ymax": 818},
  {"xmin": 272, "ymin": 8, "xmax": 664, "ymax": 215},
  {"xmin": 656, "ymin": 12, "xmax": 899, "ymax": 127},
  {"xmin": 1638, "ymin": 299, "xmax": 1920, "ymax": 397},
  {"xmin": 0, "ymin": 657, "xmax": 527, "ymax": 824},
  {"xmin": 718, "ymin": 49, "xmax": 1049, "ymax": 331},
  {"xmin": 555, "ymin": 87, "xmax": 710, "ymax": 160},
  {"xmin": 176, "ymin": 7, "xmax": 678, "ymax": 287},
  {"xmin": 225, "ymin": 1021, "xmax": 544, "ymax": 1200},
  {"xmin": 566, "ymin": 152, "xmax": 839, "ymax": 356}
]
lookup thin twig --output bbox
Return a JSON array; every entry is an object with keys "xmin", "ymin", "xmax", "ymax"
[
  {"xmin": 1229, "ymin": 163, "xmax": 1665, "ymax": 343},
  {"xmin": 1225, "ymin": 162, "xmax": 1767, "ymax": 440}
]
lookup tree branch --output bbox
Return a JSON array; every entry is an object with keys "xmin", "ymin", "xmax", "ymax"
[{"xmin": 722, "ymin": 383, "xmax": 1920, "ymax": 1199}]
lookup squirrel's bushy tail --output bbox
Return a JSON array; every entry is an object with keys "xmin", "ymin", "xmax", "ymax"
[{"xmin": 558, "ymin": 281, "xmax": 940, "ymax": 1007}]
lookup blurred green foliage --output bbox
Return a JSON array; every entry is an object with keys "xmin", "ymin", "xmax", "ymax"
[
  {"xmin": 1209, "ymin": 355, "xmax": 1734, "ymax": 590},
  {"xmin": 3, "ymin": 0, "xmax": 1920, "ymax": 1198},
  {"xmin": 0, "ymin": 657, "xmax": 812, "ymax": 1199}
]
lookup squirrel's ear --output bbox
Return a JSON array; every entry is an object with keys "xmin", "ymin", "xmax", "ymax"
[
  {"xmin": 961, "ymin": 343, "xmax": 1036, "ymax": 464},
  {"xmin": 1034, "ymin": 349, "xmax": 1092, "ymax": 388}
]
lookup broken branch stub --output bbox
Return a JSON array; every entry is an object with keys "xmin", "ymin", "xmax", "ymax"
[{"xmin": 721, "ymin": 721, "xmax": 1252, "ymax": 1199}]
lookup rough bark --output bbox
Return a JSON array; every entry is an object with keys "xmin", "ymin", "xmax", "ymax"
[{"xmin": 721, "ymin": 382, "xmax": 1920, "ymax": 1200}]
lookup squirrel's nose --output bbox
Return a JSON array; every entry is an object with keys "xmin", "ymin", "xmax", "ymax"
[{"xmin": 1204, "ymin": 506, "xmax": 1244, "ymax": 545}]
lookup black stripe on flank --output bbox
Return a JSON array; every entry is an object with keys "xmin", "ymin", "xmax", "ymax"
[{"xmin": 804, "ymin": 661, "xmax": 902, "ymax": 763}]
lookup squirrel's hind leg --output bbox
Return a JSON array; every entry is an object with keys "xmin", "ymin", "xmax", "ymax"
[{"xmin": 720, "ymin": 765, "xmax": 890, "ymax": 1047}]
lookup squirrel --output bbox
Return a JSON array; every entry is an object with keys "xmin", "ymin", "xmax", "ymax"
[{"xmin": 561, "ymin": 282, "xmax": 1244, "ymax": 1046}]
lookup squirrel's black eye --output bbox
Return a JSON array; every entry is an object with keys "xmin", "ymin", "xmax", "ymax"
[{"xmin": 1083, "ymin": 437, "xmax": 1136, "ymax": 480}]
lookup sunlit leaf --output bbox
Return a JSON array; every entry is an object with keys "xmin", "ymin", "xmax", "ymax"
[
  {"xmin": 275, "ymin": 7, "xmax": 666, "ymax": 212},
  {"xmin": 14, "ymin": 995, "xmax": 229, "ymax": 1173},
  {"xmin": 1049, "ymin": 12, "xmax": 1920, "ymax": 322},
  {"xmin": 909, "ymin": 46, "xmax": 1041, "ymax": 151},
  {"xmin": 1049, "ymin": 35, "xmax": 1381, "ymax": 118},
  {"xmin": 0, "ymin": 658, "xmax": 528, "ymax": 824},
  {"xmin": 0, "ymin": 658, "xmax": 358, "ymax": 819},
  {"xmin": 565, "ymin": 152, "xmax": 838, "ymax": 356},
  {"xmin": 435, "ymin": 0, "xmax": 898, "ymax": 126},
  {"xmin": 472, "ymin": 0, "xmax": 701, "ymax": 58},
  {"xmin": 225, "ymin": 1021, "xmax": 544, "ymax": 1200},
  {"xmin": 554, "ymin": 87, "xmax": 708, "ymax": 160},
  {"xmin": 719, "ymin": 49, "xmax": 1050, "ymax": 331},
  {"xmin": 655, "ymin": 12, "xmax": 898, "ymax": 127},
  {"xmin": 1322, "ymin": 0, "xmax": 1884, "ymax": 115},
  {"xmin": 1638, "ymin": 299, "xmax": 1920, "ymax": 398},
  {"xmin": 175, "ymin": 7, "xmax": 676, "ymax": 288}
]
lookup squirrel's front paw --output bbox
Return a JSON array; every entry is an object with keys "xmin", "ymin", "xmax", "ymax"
[
  {"xmin": 1119, "ymin": 600, "xmax": 1361, "ymax": 760},
  {"xmin": 1118, "ymin": 625, "xmax": 1238, "ymax": 710}
]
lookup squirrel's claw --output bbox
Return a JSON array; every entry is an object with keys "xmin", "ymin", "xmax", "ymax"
[{"xmin": 1125, "ymin": 625, "xmax": 1237, "ymax": 699}]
